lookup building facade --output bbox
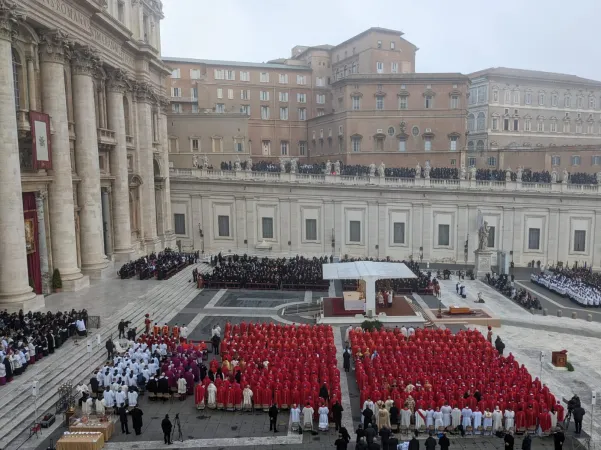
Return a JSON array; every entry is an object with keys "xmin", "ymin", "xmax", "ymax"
[
  {"xmin": 468, "ymin": 67, "xmax": 601, "ymax": 171},
  {"xmin": 170, "ymin": 169, "xmax": 601, "ymax": 269},
  {"xmin": 2, "ymin": 0, "xmax": 174, "ymax": 310}
]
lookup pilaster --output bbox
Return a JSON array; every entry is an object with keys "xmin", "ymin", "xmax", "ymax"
[{"xmin": 35, "ymin": 190, "xmax": 51, "ymax": 295}]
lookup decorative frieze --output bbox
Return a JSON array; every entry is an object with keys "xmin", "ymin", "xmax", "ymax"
[
  {"xmin": 39, "ymin": 29, "xmax": 73, "ymax": 65},
  {"xmin": 71, "ymin": 45, "xmax": 101, "ymax": 77},
  {"xmin": 106, "ymin": 68, "xmax": 132, "ymax": 94},
  {"xmin": 134, "ymin": 81, "xmax": 158, "ymax": 104}
]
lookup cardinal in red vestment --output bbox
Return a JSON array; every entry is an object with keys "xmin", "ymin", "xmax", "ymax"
[{"xmin": 195, "ymin": 384, "xmax": 206, "ymax": 409}]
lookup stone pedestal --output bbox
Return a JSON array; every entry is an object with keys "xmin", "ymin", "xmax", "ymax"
[{"xmin": 473, "ymin": 249, "xmax": 493, "ymax": 279}]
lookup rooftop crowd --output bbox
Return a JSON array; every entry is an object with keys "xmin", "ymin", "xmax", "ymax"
[
  {"xmin": 202, "ymin": 254, "xmax": 330, "ymax": 290},
  {"xmin": 532, "ymin": 265, "xmax": 601, "ymax": 307},
  {"xmin": 0, "ymin": 309, "xmax": 88, "ymax": 384},
  {"xmin": 118, "ymin": 249, "xmax": 198, "ymax": 280}
]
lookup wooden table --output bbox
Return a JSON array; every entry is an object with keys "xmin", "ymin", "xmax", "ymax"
[
  {"xmin": 69, "ymin": 421, "xmax": 113, "ymax": 441},
  {"xmin": 56, "ymin": 432, "xmax": 105, "ymax": 450}
]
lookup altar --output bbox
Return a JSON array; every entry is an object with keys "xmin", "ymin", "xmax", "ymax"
[{"xmin": 343, "ymin": 291, "xmax": 364, "ymax": 311}]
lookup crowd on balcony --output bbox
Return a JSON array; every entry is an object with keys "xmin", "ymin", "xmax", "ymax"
[
  {"xmin": 532, "ymin": 265, "xmax": 601, "ymax": 307},
  {"xmin": 0, "ymin": 308, "xmax": 88, "ymax": 384},
  {"xmin": 203, "ymin": 254, "xmax": 330, "ymax": 289},
  {"xmin": 569, "ymin": 172, "xmax": 598, "ymax": 185},
  {"xmin": 117, "ymin": 249, "xmax": 198, "ymax": 280}
]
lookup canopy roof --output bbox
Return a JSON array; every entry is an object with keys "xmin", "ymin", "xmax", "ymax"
[{"xmin": 322, "ymin": 261, "xmax": 417, "ymax": 280}]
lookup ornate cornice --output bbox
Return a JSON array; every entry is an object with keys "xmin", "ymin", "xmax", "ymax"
[
  {"xmin": 38, "ymin": 30, "xmax": 73, "ymax": 65},
  {"xmin": 106, "ymin": 68, "xmax": 132, "ymax": 94},
  {"xmin": 0, "ymin": 0, "xmax": 24, "ymax": 43},
  {"xmin": 71, "ymin": 45, "xmax": 101, "ymax": 77},
  {"xmin": 133, "ymin": 81, "xmax": 157, "ymax": 104},
  {"xmin": 158, "ymin": 95, "xmax": 170, "ymax": 113},
  {"xmin": 397, "ymin": 90, "xmax": 410, "ymax": 97}
]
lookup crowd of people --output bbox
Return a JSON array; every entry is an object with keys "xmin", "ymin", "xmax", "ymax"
[
  {"xmin": 202, "ymin": 254, "xmax": 330, "ymax": 290},
  {"xmin": 350, "ymin": 328, "xmax": 564, "ymax": 437},
  {"xmin": 0, "ymin": 309, "xmax": 88, "ymax": 385},
  {"xmin": 341, "ymin": 258, "xmax": 431, "ymax": 294},
  {"xmin": 117, "ymin": 249, "xmax": 198, "ymax": 280},
  {"xmin": 569, "ymin": 172, "xmax": 597, "ymax": 185},
  {"xmin": 485, "ymin": 273, "xmax": 542, "ymax": 310},
  {"xmin": 532, "ymin": 268, "xmax": 601, "ymax": 307}
]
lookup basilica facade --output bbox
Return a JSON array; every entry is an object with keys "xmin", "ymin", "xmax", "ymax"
[{"xmin": 1, "ymin": 0, "xmax": 174, "ymax": 310}]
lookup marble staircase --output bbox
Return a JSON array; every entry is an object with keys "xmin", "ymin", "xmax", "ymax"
[{"xmin": 0, "ymin": 265, "xmax": 209, "ymax": 449}]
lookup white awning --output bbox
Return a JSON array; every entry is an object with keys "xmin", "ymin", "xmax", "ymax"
[{"xmin": 322, "ymin": 261, "xmax": 417, "ymax": 280}]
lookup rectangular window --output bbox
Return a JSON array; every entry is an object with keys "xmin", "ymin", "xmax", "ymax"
[
  {"xmin": 492, "ymin": 117, "xmax": 499, "ymax": 130},
  {"xmin": 574, "ymin": 230, "xmax": 586, "ymax": 252},
  {"xmin": 525, "ymin": 92, "xmax": 532, "ymax": 105},
  {"xmin": 217, "ymin": 215, "xmax": 230, "ymax": 237},
  {"xmin": 316, "ymin": 77, "xmax": 324, "ymax": 87},
  {"xmin": 191, "ymin": 104, "xmax": 199, "ymax": 113},
  {"xmin": 391, "ymin": 62, "xmax": 398, "ymax": 73},
  {"xmin": 438, "ymin": 224, "xmax": 450, "ymax": 246},
  {"xmin": 592, "ymin": 155, "xmax": 601, "ymax": 165},
  {"xmin": 487, "ymin": 226, "xmax": 495, "ymax": 248},
  {"xmin": 171, "ymin": 87, "xmax": 181, "ymax": 97},
  {"xmin": 240, "ymin": 71, "xmax": 250, "ymax": 81},
  {"xmin": 503, "ymin": 118, "xmax": 509, "ymax": 131},
  {"xmin": 217, "ymin": 88, "xmax": 223, "ymax": 99},
  {"xmin": 214, "ymin": 69, "xmax": 224, "ymax": 80},
  {"xmin": 399, "ymin": 96, "xmax": 408, "ymax": 109},
  {"xmin": 317, "ymin": 109, "xmax": 325, "ymax": 116},
  {"xmin": 191, "ymin": 138, "xmax": 199, "ymax": 151},
  {"xmin": 376, "ymin": 95, "xmax": 384, "ymax": 110},
  {"xmin": 279, "ymin": 92, "xmax": 288, "ymax": 102},
  {"xmin": 551, "ymin": 122, "xmax": 557, "ymax": 132},
  {"xmin": 552, "ymin": 155, "xmax": 560, "ymax": 166},
  {"xmin": 261, "ymin": 105, "xmax": 270, "ymax": 120},
  {"xmin": 261, "ymin": 140, "xmax": 270, "ymax": 155},
  {"xmin": 393, "ymin": 222, "xmax": 405, "ymax": 244},
  {"xmin": 298, "ymin": 107, "xmax": 306, "ymax": 120},
  {"xmin": 260, "ymin": 72, "xmax": 269, "ymax": 82},
  {"xmin": 468, "ymin": 157, "xmax": 476, "ymax": 167},
  {"xmin": 190, "ymin": 69, "xmax": 200, "ymax": 79},
  {"xmin": 316, "ymin": 94, "xmax": 325, "ymax": 104},
  {"xmin": 398, "ymin": 139, "xmax": 406, "ymax": 152},
  {"xmin": 390, "ymin": 41, "xmax": 395, "ymax": 50},
  {"xmin": 215, "ymin": 103, "xmax": 224, "ymax": 113},
  {"xmin": 551, "ymin": 94, "xmax": 558, "ymax": 107},
  {"xmin": 297, "ymin": 75, "xmax": 306, "ymax": 85},
  {"xmin": 451, "ymin": 95, "xmax": 459, "ymax": 109},
  {"xmin": 539, "ymin": 93, "xmax": 545, "ymax": 106},
  {"xmin": 191, "ymin": 87, "xmax": 198, "ymax": 99},
  {"xmin": 528, "ymin": 228, "xmax": 540, "ymax": 250},
  {"xmin": 225, "ymin": 70, "xmax": 235, "ymax": 80},
  {"xmin": 241, "ymin": 89, "xmax": 250, "ymax": 100},
  {"xmin": 297, "ymin": 93, "xmax": 306, "ymax": 103},
  {"xmin": 299, "ymin": 141, "xmax": 306, "ymax": 156},
  {"xmin": 260, "ymin": 90, "xmax": 269, "ymax": 101},
  {"xmin": 377, "ymin": 40, "xmax": 382, "ymax": 48},
  {"xmin": 280, "ymin": 141, "xmax": 288, "ymax": 155},
  {"xmin": 279, "ymin": 74, "xmax": 288, "ymax": 84},
  {"xmin": 171, "ymin": 68, "xmax": 181, "ymax": 78},
  {"xmin": 488, "ymin": 156, "xmax": 497, "ymax": 167},
  {"xmin": 513, "ymin": 119, "xmax": 519, "ymax": 131},
  {"xmin": 227, "ymin": 89, "xmax": 233, "ymax": 100},
  {"xmin": 513, "ymin": 91, "xmax": 520, "ymax": 104},
  {"xmin": 424, "ymin": 137, "xmax": 432, "ymax": 151},
  {"xmin": 235, "ymin": 141, "xmax": 243, "ymax": 152},
  {"xmin": 174, "ymin": 214, "xmax": 186, "ymax": 235},
  {"xmin": 450, "ymin": 159, "xmax": 456, "ymax": 166},
  {"xmin": 352, "ymin": 96, "xmax": 361, "ymax": 110},
  {"xmin": 171, "ymin": 103, "xmax": 181, "ymax": 113},
  {"xmin": 240, "ymin": 105, "xmax": 250, "ymax": 115},
  {"xmin": 525, "ymin": 120, "xmax": 531, "ymax": 131},
  {"xmin": 376, "ymin": 62, "xmax": 384, "ymax": 73},
  {"xmin": 305, "ymin": 219, "xmax": 317, "ymax": 241},
  {"xmin": 537, "ymin": 121, "xmax": 544, "ymax": 132},
  {"xmin": 262, "ymin": 217, "xmax": 274, "ymax": 239},
  {"xmin": 352, "ymin": 137, "xmax": 361, "ymax": 152},
  {"xmin": 425, "ymin": 95, "xmax": 433, "ymax": 108},
  {"xmin": 450, "ymin": 136, "xmax": 458, "ymax": 151},
  {"xmin": 279, "ymin": 107, "xmax": 288, "ymax": 120},
  {"xmin": 349, "ymin": 221, "xmax": 361, "ymax": 242}
]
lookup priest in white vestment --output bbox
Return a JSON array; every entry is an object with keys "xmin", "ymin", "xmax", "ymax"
[
  {"xmin": 483, "ymin": 409, "xmax": 493, "ymax": 429},
  {"xmin": 128, "ymin": 390, "xmax": 138, "ymax": 407},
  {"xmin": 441, "ymin": 404, "xmax": 452, "ymax": 427},
  {"xmin": 461, "ymin": 407, "xmax": 473, "ymax": 429},
  {"xmin": 492, "ymin": 407, "xmax": 503, "ymax": 431},
  {"xmin": 473, "ymin": 408, "xmax": 483, "ymax": 433},
  {"xmin": 303, "ymin": 404, "xmax": 315, "ymax": 429},
  {"xmin": 451, "ymin": 407, "xmax": 462, "ymax": 428},
  {"xmin": 207, "ymin": 382, "xmax": 217, "ymax": 408},
  {"xmin": 290, "ymin": 404, "xmax": 301, "ymax": 429},
  {"xmin": 177, "ymin": 376, "xmax": 187, "ymax": 395},
  {"xmin": 242, "ymin": 386, "xmax": 253, "ymax": 410},
  {"xmin": 415, "ymin": 408, "xmax": 426, "ymax": 429},
  {"xmin": 504, "ymin": 409, "xmax": 515, "ymax": 430},
  {"xmin": 400, "ymin": 407, "xmax": 412, "ymax": 427},
  {"xmin": 550, "ymin": 410, "xmax": 557, "ymax": 429},
  {"xmin": 96, "ymin": 398, "xmax": 105, "ymax": 415},
  {"xmin": 363, "ymin": 398, "xmax": 375, "ymax": 413},
  {"xmin": 433, "ymin": 408, "xmax": 444, "ymax": 429},
  {"xmin": 318, "ymin": 405, "xmax": 329, "ymax": 431}
]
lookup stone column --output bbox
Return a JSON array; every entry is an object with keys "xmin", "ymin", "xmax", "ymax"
[
  {"xmin": 106, "ymin": 69, "xmax": 133, "ymax": 261},
  {"xmin": 101, "ymin": 188, "xmax": 113, "ymax": 257},
  {"xmin": 135, "ymin": 83, "xmax": 158, "ymax": 250},
  {"xmin": 71, "ymin": 46, "xmax": 109, "ymax": 278},
  {"xmin": 159, "ymin": 98, "xmax": 174, "ymax": 246},
  {"xmin": 39, "ymin": 30, "xmax": 88, "ymax": 290},
  {"xmin": 35, "ymin": 190, "xmax": 51, "ymax": 294},
  {"xmin": 27, "ymin": 58, "xmax": 37, "ymax": 111},
  {"xmin": 0, "ymin": 3, "xmax": 37, "ymax": 308}
]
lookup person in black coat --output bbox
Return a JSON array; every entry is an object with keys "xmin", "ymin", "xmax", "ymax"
[
  {"xmin": 161, "ymin": 414, "xmax": 172, "ymax": 444},
  {"xmin": 130, "ymin": 405, "xmax": 144, "ymax": 435},
  {"xmin": 335, "ymin": 433, "xmax": 349, "ymax": 450},
  {"xmin": 504, "ymin": 431, "xmax": 515, "ymax": 450},
  {"xmin": 425, "ymin": 433, "xmax": 437, "ymax": 450},
  {"xmin": 343, "ymin": 349, "xmax": 351, "ymax": 372},
  {"xmin": 363, "ymin": 407, "xmax": 374, "ymax": 428},
  {"xmin": 364, "ymin": 424, "xmax": 376, "ymax": 445},
  {"xmin": 268, "ymin": 403, "xmax": 279, "ymax": 432},
  {"xmin": 379, "ymin": 426, "xmax": 391, "ymax": 448},
  {"xmin": 521, "ymin": 434, "xmax": 531, "ymax": 450},
  {"xmin": 409, "ymin": 432, "xmax": 420, "ymax": 450},
  {"xmin": 340, "ymin": 426, "xmax": 351, "ymax": 443},
  {"xmin": 356, "ymin": 424, "xmax": 365, "ymax": 442},
  {"xmin": 495, "ymin": 336, "xmax": 505, "ymax": 356},
  {"xmin": 332, "ymin": 400, "xmax": 344, "ymax": 431},
  {"xmin": 389, "ymin": 404, "xmax": 400, "ymax": 432},
  {"xmin": 90, "ymin": 373, "xmax": 99, "ymax": 396},
  {"xmin": 573, "ymin": 406, "xmax": 585, "ymax": 433},
  {"xmin": 554, "ymin": 427, "xmax": 565, "ymax": 450},
  {"xmin": 319, "ymin": 382, "xmax": 330, "ymax": 403},
  {"xmin": 105, "ymin": 338, "xmax": 114, "ymax": 361},
  {"xmin": 118, "ymin": 404, "xmax": 130, "ymax": 434},
  {"xmin": 439, "ymin": 432, "xmax": 450, "ymax": 450}
]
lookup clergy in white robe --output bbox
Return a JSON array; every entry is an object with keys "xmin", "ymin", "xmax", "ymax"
[
  {"xmin": 451, "ymin": 407, "xmax": 462, "ymax": 428},
  {"xmin": 82, "ymin": 398, "xmax": 93, "ymax": 415},
  {"xmin": 504, "ymin": 409, "xmax": 515, "ymax": 430},
  {"xmin": 104, "ymin": 389, "xmax": 115, "ymax": 408},
  {"xmin": 242, "ymin": 386, "xmax": 253, "ymax": 410},
  {"xmin": 433, "ymin": 409, "xmax": 444, "ymax": 428},
  {"xmin": 461, "ymin": 407, "xmax": 473, "ymax": 429},
  {"xmin": 177, "ymin": 376, "xmax": 187, "ymax": 395},
  {"xmin": 441, "ymin": 405, "xmax": 452, "ymax": 427},
  {"xmin": 492, "ymin": 408, "xmax": 503, "ymax": 431},
  {"xmin": 363, "ymin": 399, "xmax": 375, "ymax": 413},
  {"xmin": 426, "ymin": 409, "xmax": 434, "ymax": 428},
  {"xmin": 318, "ymin": 406, "xmax": 329, "ymax": 431},
  {"xmin": 303, "ymin": 405, "xmax": 315, "ymax": 429},
  {"xmin": 290, "ymin": 404, "xmax": 301, "ymax": 428},
  {"xmin": 207, "ymin": 382, "xmax": 217, "ymax": 408},
  {"xmin": 473, "ymin": 409, "xmax": 483, "ymax": 433},
  {"xmin": 483, "ymin": 410, "xmax": 493, "ymax": 429},
  {"xmin": 415, "ymin": 409, "xmax": 426, "ymax": 429},
  {"xmin": 400, "ymin": 408, "xmax": 412, "ymax": 427},
  {"xmin": 96, "ymin": 399, "xmax": 105, "ymax": 415},
  {"xmin": 345, "ymin": 325, "xmax": 353, "ymax": 343},
  {"xmin": 384, "ymin": 398, "xmax": 394, "ymax": 412},
  {"xmin": 128, "ymin": 390, "xmax": 138, "ymax": 407},
  {"xmin": 550, "ymin": 410, "xmax": 557, "ymax": 429}
]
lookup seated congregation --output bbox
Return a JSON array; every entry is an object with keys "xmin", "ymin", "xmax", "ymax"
[
  {"xmin": 532, "ymin": 267, "xmax": 601, "ymax": 307},
  {"xmin": 117, "ymin": 249, "xmax": 198, "ymax": 280},
  {"xmin": 486, "ymin": 273, "xmax": 542, "ymax": 310},
  {"xmin": 202, "ymin": 254, "xmax": 330, "ymax": 290},
  {"xmin": 0, "ymin": 308, "xmax": 88, "ymax": 385},
  {"xmin": 351, "ymin": 328, "xmax": 563, "ymax": 435}
]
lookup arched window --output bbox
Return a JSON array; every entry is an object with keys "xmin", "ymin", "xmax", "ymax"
[
  {"xmin": 123, "ymin": 95, "xmax": 130, "ymax": 135},
  {"xmin": 12, "ymin": 48, "xmax": 21, "ymax": 112},
  {"xmin": 467, "ymin": 114, "xmax": 475, "ymax": 132},
  {"xmin": 476, "ymin": 140, "xmax": 485, "ymax": 151},
  {"xmin": 476, "ymin": 112, "xmax": 485, "ymax": 131}
]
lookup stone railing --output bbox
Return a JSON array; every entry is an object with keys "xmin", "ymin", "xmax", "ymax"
[
  {"xmin": 97, "ymin": 128, "xmax": 116, "ymax": 150},
  {"xmin": 170, "ymin": 168, "xmax": 601, "ymax": 195}
]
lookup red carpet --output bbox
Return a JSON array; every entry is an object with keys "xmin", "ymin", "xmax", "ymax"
[{"xmin": 326, "ymin": 297, "xmax": 363, "ymax": 316}]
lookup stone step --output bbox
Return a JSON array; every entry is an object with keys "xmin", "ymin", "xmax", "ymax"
[{"xmin": 0, "ymin": 265, "xmax": 204, "ymax": 449}]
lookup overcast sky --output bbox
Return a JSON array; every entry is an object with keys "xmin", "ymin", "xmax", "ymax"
[{"xmin": 161, "ymin": 0, "xmax": 601, "ymax": 80}]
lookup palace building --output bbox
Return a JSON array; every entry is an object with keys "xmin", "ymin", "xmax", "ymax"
[{"xmin": 1, "ymin": 0, "xmax": 174, "ymax": 310}]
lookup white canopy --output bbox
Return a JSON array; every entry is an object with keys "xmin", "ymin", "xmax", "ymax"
[{"xmin": 322, "ymin": 261, "xmax": 417, "ymax": 280}]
